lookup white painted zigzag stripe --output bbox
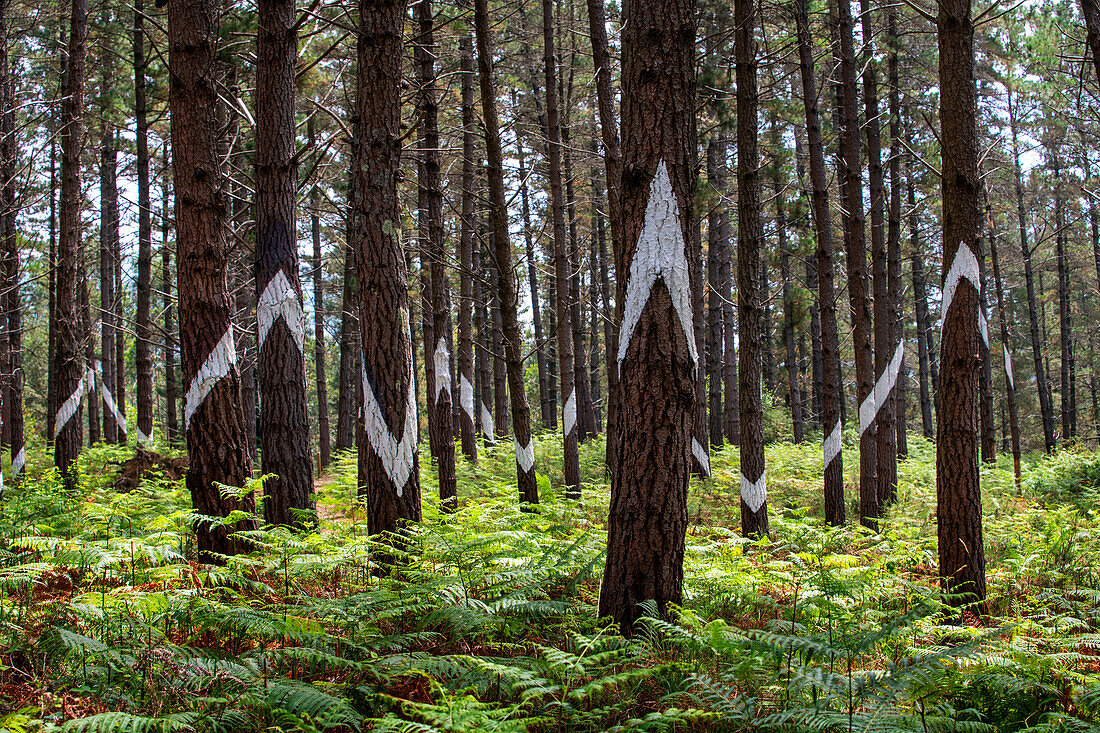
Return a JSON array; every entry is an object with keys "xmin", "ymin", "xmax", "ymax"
[
  {"xmin": 980, "ymin": 311, "xmax": 990, "ymax": 348},
  {"xmin": 97, "ymin": 362, "xmax": 127, "ymax": 433},
  {"xmin": 134, "ymin": 426, "xmax": 151, "ymax": 443},
  {"xmin": 692, "ymin": 438, "xmax": 710, "ymax": 476},
  {"xmin": 361, "ymin": 360, "xmax": 418, "ymax": 495},
  {"xmin": 859, "ymin": 338, "xmax": 905, "ymax": 436},
  {"xmin": 514, "ymin": 438, "xmax": 535, "ymax": 473},
  {"xmin": 54, "ymin": 372, "xmax": 87, "ymax": 439},
  {"xmin": 563, "ymin": 388, "xmax": 577, "ymax": 437},
  {"xmin": 11, "ymin": 446, "xmax": 23, "ymax": 477},
  {"xmin": 433, "ymin": 337, "xmax": 451, "ymax": 404},
  {"xmin": 824, "ymin": 419, "xmax": 843, "ymax": 469},
  {"xmin": 940, "ymin": 242, "xmax": 981, "ymax": 332},
  {"xmin": 460, "ymin": 373, "xmax": 475, "ymax": 423},
  {"xmin": 740, "ymin": 470, "xmax": 767, "ymax": 514},
  {"xmin": 1003, "ymin": 343, "xmax": 1014, "ymax": 390},
  {"xmin": 617, "ymin": 160, "xmax": 697, "ymax": 367},
  {"xmin": 184, "ymin": 327, "xmax": 237, "ymax": 430},
  {"xmin": 481, "ymin": 402, "xmax": 495, "ymax": 443},
  {"xmin": 257, "ymin": 270, "xmax": 305, "ymax": 354}
]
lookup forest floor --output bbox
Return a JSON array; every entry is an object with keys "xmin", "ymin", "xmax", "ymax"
[{"xmin": 1, "ymin": 430, "xmax": 1099, "ymax": 732}]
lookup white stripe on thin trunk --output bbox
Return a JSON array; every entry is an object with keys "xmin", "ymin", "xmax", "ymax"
[
  {"xmin": 563, "ymin": 388, "xmax": 577, "ymax": 437},
  {"xmin": 11, "ymin": 447, "xmax": 24, "ymax": 477},
  {"xmin": 514, "ymin": 438, "xmax": 535, "ymax": 473},
  {"xmin": 692, "ymin": 437, "xmax": 710, "ymax": 476},
  {"xmin": 480, "ymin": 402, "xmax": 495, "ymax": 443},
  {"xmin": 433, "ymin": 336, "xmax": 451, "ymax": 404},
  {"xmin": 617, "ymin": 160, "xmax": 697, "ymax": 367},
  {"xmin": 1003, "ymin": 343, "xmax": 1014, "ymax": 389},
  {"xmin": 859, "ymin": 338, "xmax": 905, "ymax": 436},
  {"xmin": 824, "ymin": 419, "xmax": 843, "ymax": 469},
  {"xmin": 54, "ymin": 376, "xmax": 86, "ymax": 439},
  {"xmin": 460, "ymin": 373, "xmax": 475, "ymax": 423}
]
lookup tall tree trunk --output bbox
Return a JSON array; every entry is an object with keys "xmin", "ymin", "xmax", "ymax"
[
  {"xmin": 516, "ymin": 124, "xmax": 551, "ymax": 429},
  {"xmin": 255, "ymin": 0, "xmax": 313, "ymax": 526},
  {"xmin": 736, "ymin": 0, "xmax": 767, "ymax": 537},
  {"xmin": 1052, "ymin": 148, "xmax": 1075, "ymax": 441},
  {"xmin": 457, "ymin": 31, "xmax": 478, "ymax": 460},
  {"xmin": 99, "ymin": 124, "xmax": 119, "ymax": 445},
  {"xmin": 134, "ymin": 0, "xmax": 153, "ymax": 444},
  {"xmin": 1008, "ymin": 89, "xmax": 1055, "ymax": 453},
  {"xmin": 161, "ymin": 148, "xmax": 176, "ymax": 443},
  {"xmin": 417, "ymin": 0, "xmax": 456, "ymax": 508},
  {"xmin": 585, "ymin": 0, "xmax": 622, "ymax": 469},
  {"xmin": 859, "ymin": 0, "xmax": 898, "ymax": 511},
  {"xmin": 887, "ymin": 8, "xmax": 906, "ymax": 461},
  {"xmin": 334, "ymin": 234, "xmax": 358, "ymax": 453},
  {"xmin": 771, "ymin": 119, "xmax": 803, "ymax": 445},
  {"xmin": 978, "ymin": 188, "xmax": 996, "ymax": 461},
  {"xmin": 833, "ymin": 0, "xmax": 878, "ymax": 525},
  {"xmin": 308, "ymin": 119, "xmax": 331, "ymax": 470},
  {"xmin": 542, "ymin": 0, "xmax": 581, "ymax": 497},
  {"xmin": 81, "ymin": 256, "xmax": 98, "ymax": 445},
  {"xmin": 354, "ymin": 0, "xmax": 421, "ymax": 533},
  {"xmin": 168, "ymin": 0, "xmax": 257, "ymax": 559},
  {"xmin": 599, "ymin": 0, "xmax": 697, "ymax": 632},
  {"xmin": 473, "ymin": 0, "xmax": 539, "ymax": 504},
  {"xmin": 54, "ymin": 0, "xmax": 88, "ymax": 484},
  {"xmin": 706, "ymin": 138, "xmax": 725, "ymax": 447},
  {"xmin": 795, "ymin": 0, "xmax": 844, "ymax": 525},
  {"xmin": 0, "ymin": 1, "xmax": 21, "ymax": 477},
  {"xmin": 489, "ymin": 258, "xmax": 509, "ymax": 436},
  {"xmin": 475, "ymin": 240, "xmax": 495, "ymax": 444},
  {"xmin": 937, "ymin": 0, "xmax": 986, "ymax": 613},
  {"xmin": 988, "ymin": 207, "xmax": 1022, "ymax": 486},
  {"xmin": 909, "ymin": 169, "xmax": 935, "ymax": 439}
]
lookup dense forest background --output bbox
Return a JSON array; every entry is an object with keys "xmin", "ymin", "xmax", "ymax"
[{"xmin": 4, "ymin": 0, "xmax": 1100, "ymax": 729}]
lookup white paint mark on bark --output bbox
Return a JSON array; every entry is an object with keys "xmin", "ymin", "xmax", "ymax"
[
  {"xmin": 563, "ymin": 388, "xmax": 577, "ymax": 437},
  {"xmin": 859, "ymin": 338, "xmax": 905, "ymax": 436},
  {"xmin": 692, "ymin": 438, "xmax": 710, "ymax": 476},
  {"xmin": 740, "ymin": 470, "xmax": 767, "ymax": 514},
  {"xmin": 184, "ymin": 327, "xmax": 237, "ymax": 430},
  {"xmin": 96, "ymin": 361, "xmax": 127, "ymax": 433},
  {"xmin": 11, "ymin": 447, "xmax": 23, "ymax": 477},
  {"xmin": 257, "ymin": 270, "xmax": 305, "ymax": 354},
  {"xmin": 54, "ymin": 375, "xmax": 86, "ymax": 439},
  {"xmin": 1003, "ymin": 343, "xmax": 1014, "ymax": 389},
  {"xmin": 824, "ymin": 419, "xmax": 843, "ymax": 469},
  {"xmin": 361, "ymin": 361, "xmax": 418, "ymax": 495},
  {"xmin": 481, "ymin": 402, "xmax": 495, "ymax": 443},
  {"xmin": 460, "ymin": 374, "xmax": 475, "ymax": 423},
  {"xmin": 433, "ymin": 336, "xmax": 451, "ymax": 404},
  {"xmin": 617, "ymin": 160, "xmax": 697, "ymax": 367},
  {"xmin": 514, "ymin": 438, "xmax": 535, "ymax": 473},
  {"xmin": 940, "ymin": 242, "xmax": 981, "ymax": 332}
]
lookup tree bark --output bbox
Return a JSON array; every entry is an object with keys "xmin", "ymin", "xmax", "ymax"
[
  {"xmin": 54, "ymin": 0, "xmax": 88, "ymax": 484},
  {"xmin": 936, "ymin": 0, "xmax": 987, "ymax": 613},
  {"xmin": 516, "ymin": 123, "xmax": 551, "ymax": 430},
  {"xmin": 457, "ymin": 31, "xmax": 478, "ymax": 460},
  {"xmin": 98, "ymin": 122, "xmax": 119, "ymax": 445},
  {"xmin": 988, "ymin": 207, "xmax": 1022, "ymax": 486},
  {"xmin": 255, "ymin": 0, "xmax": 314, "ymax": 526},
  {"xmin": 308, "ymin": 119, "xmax": 331, "ymax": 470},
  {"xmin": 706, "ymin": 138, "xmax": 726, "ymax": 447},
  {"xmin": 833, "ymin": 0, "xmax": 878, "ymax": 525},
  {"xmin": 354, "ymin": 0, "xmax": 421, "ymax": 534},
  {"xmin": 771, "ymin": 119, "xmax": 803, "ymax": 445},
  {"xmin": 168, "ymin": 0, "xmax": 257, "ymax": 559},
  {"xmin": 473, "ymin": 0, "xmax": 539, "ymax": 504},
  {"xmin": 599, "ymin": 0, "xmax": 696, "ymax": 632},
  {"xmin": 416, "ymin": 0, "xmax": 456, "ymax": 508},
  {"xmin": 887, "ymin": 8, "xmax": 906, "ymax": 461},
  {"xmin": 134, "ymin": 0, "xmax": 153, "ymax": 445},
  {"xmin": 909, "ymin": 169, "xmax": 935, "ymax": 440},
  {"xmin": 0, "ymin": 0, "xmax": 21, "ymax": 477},
  {"xmin": 334, "ymin": 234, "xmax": 358, "ymax": 454},
  {"xmin": 1052, "ymin": 148, "xmax": 1075, "ymax": 441},
  {"xmin": 795, "ymin": 0, "xmax": 844, "ymax": 525},
  {"xmin": 161, "ymin": 148, "xmax": 176, "ymax": 443},
  {"xmin": 1008, "ymin": 88, "xmax": 1055, "ymax": 453},
  {"xmin": 542, "ymin": 0, "xmax": 581, "ymax": 497}
]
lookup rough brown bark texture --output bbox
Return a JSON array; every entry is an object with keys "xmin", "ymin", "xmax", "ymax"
[
  {"xmin": 516, "ymin": 126, "xmax": 551, "ymax": 430},
  {"xmin": 134, "ymin": 0, "xmax": 153, "ymax": 443},
  {"xmin": 833, "ymin": 0, "xmax": 878, "ymax": 525},
  {"xmin": 354, "ymin": 0, "xmax": 422, "ymax": 535},
  {"xmin": 161, "ymin": 151, "xmax": 176, "ymax": 443},
  {"xmin": 335, "ymin": 162, "xmax": 359, "ymax": 455},
  {"xmin": 795, "ymin": 0, "xmax": 844, "ymax": 526},
  {"xmin": 457, "ymin": 32, "xmax": 478, "ymax": 461},
  {"xmin": 542, "ymin": 0, "xmax": 581, "ymax": 497},
  {"xmin": 99, "ymin": 122, "xmax": 119, "ymax": 445},
  {"xmin": 473, "ymin": 0, "xmax": 538, "ymax": 504},
  {"xmin": 417, "ymin": 0, "xmax": 456, "ymax": 508},
  {"xmin": 169, "ymin": 0, "xmax": 257, "ymax": 560},
  {"xmin": 988, "ymin": 209, "xmax": 1022, "ymax": 486},
  {"xmin": 936, "ymin": 0, "xmax": 987, "ymax": 613},
  {"xmin": 255, "ymin": 0, "xmax": 314, "ymax": 526},
  {"xmin": 706, "ymin": 138, "xmax": 726, "ymax": 447},
  {"xmin": 599, "ymin": 0, "xmax": 696, "ymax": 632},
  {"xmin": 308, "ymin": 119, "xmax": 331, "ymax": 470},
  {"xmin": 54, "ymin": 0, "xmax": 88, "ymax": 484},
  {"xmin": 0, "ymin": 0, "xmax": 20, "ymax": 477}
]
